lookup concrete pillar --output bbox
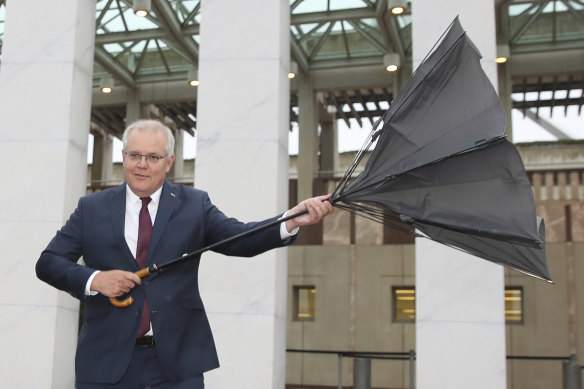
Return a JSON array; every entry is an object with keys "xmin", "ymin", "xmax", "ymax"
[
  {"xmin": 0, "ymin": 0, "xmax": 96, "ymax": 387},
  {"xmin": 91, "ymin": 130, "xmax": 114, "ymax": 186},
  {"xmin": 498, "ymin": 61, "xmax": 513, "ymax": 141},
  {"xmin": 496, "ymin": 5, "xmax": 514, "ymax": 141},
  {"xmin": 320, "ymin": 107, "xmax": 339, "ymax": 179},
  {"xmin": 172, "ymin": 128, "xmax": 185, "ymax": 182},
  {"xmin": 196, "ymin": 0, "xmax": 290, "ymax": 387},
  {"xmin": 126, "ymin": 87, "xmax": 141, "ymax": 124},
  {"xmin": 413, "ymin": 1, "xmax": 507, "ymax": 389},
  {"xmin": 297, "ymin": 71, "xmax": 319, "ymax": 200}
]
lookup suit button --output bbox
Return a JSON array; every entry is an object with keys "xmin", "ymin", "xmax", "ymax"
[{"xmin": 134, "ymin": 311, "xmax": 140, "ymax": 317}]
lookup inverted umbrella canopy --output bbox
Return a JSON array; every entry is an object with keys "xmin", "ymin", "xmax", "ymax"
[{"xmin": 331, "ymin": 17, "xmax": 552, "ymax": 282}]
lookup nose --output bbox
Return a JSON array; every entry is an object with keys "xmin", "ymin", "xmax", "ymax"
[{"xmin": 137, "ymin": 155, "xmax": 149, "ymax": 167}]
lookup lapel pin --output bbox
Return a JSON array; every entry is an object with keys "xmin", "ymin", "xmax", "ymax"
[{"xmin": 170, "ymin": 192, "xmax": 176, "ymax": 197}]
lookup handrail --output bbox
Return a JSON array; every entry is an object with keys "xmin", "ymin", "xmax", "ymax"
[{"xmin": 286, "ymin": 349, "xmax": 582, "ymax": 389}]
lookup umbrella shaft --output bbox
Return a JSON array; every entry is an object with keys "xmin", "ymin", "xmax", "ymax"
[{"xmin": 155, "ymin": 208, "xmax": 310, "ymax": 271}]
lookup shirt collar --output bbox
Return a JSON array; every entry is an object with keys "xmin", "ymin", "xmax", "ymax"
[{"xmin": 125, "ymin": 184, "xmax": 163, "ymax": 206}]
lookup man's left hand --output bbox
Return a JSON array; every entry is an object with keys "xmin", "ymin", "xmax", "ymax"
[{"xmin": 285, "ymin": 194, "xmax": 334, "ymax": 233}]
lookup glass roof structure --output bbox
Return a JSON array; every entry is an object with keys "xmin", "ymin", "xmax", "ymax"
[{"xmin": 0, "ymin": 0, "xmax": 582, "ymax": 138}]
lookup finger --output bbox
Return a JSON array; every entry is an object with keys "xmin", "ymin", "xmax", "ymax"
[
  {"xmin": 120, "ymin": 282, "xmax": 135, "ymax": 294},
  {"xmin": 318, "ymin": 193, "xmax": 332, "ymax": 202},
  {"xmin": 128, "ymin": 273, "xmax": 142, "ymax": 285},
  {"xmin": 317, "ymin": 198, "xmax": 331, "ymax": 213},
  {"xmin": 304, "ymin": 200, "xmax": 318, "ymax": 216},
  {"xmin": 307, "ymin": 202, "xmax": 324, "ymax": 220},
  {"xmin": 123, "ymin": 279, "xmax": 138, "ymax": 291},
  {"xmin": 324, "ymin": 201, "xmax": 334, "ymax": 214}
]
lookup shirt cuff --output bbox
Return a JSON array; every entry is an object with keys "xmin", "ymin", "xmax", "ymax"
[
  {"xmin": 280, "ymin": 210, "xmax": 299, "ymax": 239},
  {"xmin": 85, "ymin": 270, "xmax": 100, "ymax": 296}
]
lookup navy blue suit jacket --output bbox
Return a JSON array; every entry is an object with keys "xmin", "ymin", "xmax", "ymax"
[{"xmin": 36, "ymin": 181, "xmax": 294, "ymax": 384}]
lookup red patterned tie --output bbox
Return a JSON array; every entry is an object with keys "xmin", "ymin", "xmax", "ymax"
[{"xmin": 137, "ymin": 197, "xmax": 152, "ymax": 337}]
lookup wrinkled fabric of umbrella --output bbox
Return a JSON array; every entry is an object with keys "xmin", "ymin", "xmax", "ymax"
[{"xmin": 331, "ymin": 17, "xmax": 552, "ymax": 282}]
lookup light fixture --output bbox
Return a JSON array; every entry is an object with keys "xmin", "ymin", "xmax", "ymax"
[
  {"xmin": 388, "ymin": 0, "xmax": 407, "ymax": 15},
  {"xmin": 133, "ymin": 0, "xmax": 151, "ymax": 17},
  {"xmin": 187, "ymin": 69, "xmax": 199, "ymax": 87},
  {"xmin": 495, "ymin": 44, "xmax": 510, "ymax": 64},
  {"xmin": 383, "ymin": 53, "xmax": 401, "ymax": 72},
  {"xmin": 288, "ymin": 61, "xmax": 298, "ymax": 79},
  {"xmin": 100, "ymin": 76, "xmax": 114, "ymax": 94}
]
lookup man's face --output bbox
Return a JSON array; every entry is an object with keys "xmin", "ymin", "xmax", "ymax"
[{"xmin": 123, "ymin": 128, "xmax": 175, "ymax": 197}]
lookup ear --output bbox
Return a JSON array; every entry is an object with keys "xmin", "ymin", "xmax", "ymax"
[{"xmin": 165, "ymin": 154, "xmax": 176, "ymax": 173}]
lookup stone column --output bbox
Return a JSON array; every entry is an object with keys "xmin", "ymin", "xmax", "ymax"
[
  {"xmin": 413, "ymin": 2, "xmax": 507, "ymax": 389},
  {"xmin": 0, "ymin": 0, "xmax": 96, "ymax": 387},
  {"xmin": 126, "ymin": 87, "xmax": 141, "ymax": 124},
  {"xmin": 172, "ymin": 128, "xmax": 185, "ymax": 182},
  {"xmin": 196, "ymin": 1, "xmax": 290, "ymax": 387},
  {"xmin": 91, "ymin": 130, "xmax": 114, "ymax": 187},
  {"xmin": 496, "ymin": 5, "xmax": 514, "ymax": 141},
  {"xmin": 320, "ymin": 107, "xmax": 339, "ymax": 179},
  {"xmin": 297, "ymin": 71, "xmax": 319, "ymax": 200}
]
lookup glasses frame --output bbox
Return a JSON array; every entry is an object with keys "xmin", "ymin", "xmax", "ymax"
[{"xmin": 123, "ymin": 151, "xmax": 168, "ymax": 163}]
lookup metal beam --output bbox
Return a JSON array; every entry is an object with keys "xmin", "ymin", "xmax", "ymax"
[
  {"xmin": 513, "ymin": 97, "xmax": 583, "ymax": 110},
  {"xmin": 94, "ymin": 46, "xmax": 136, "ymax": 87},
  {"xmin": 96, "ymin": 29, "xmax": 169, "ymax": 44},
  {"xmin": 291, "ymin": 37, "xmax": 310, "ymax": 73},
  {"xmin": 375, "ymin": 0, "xmax": 395, "ymax": 54},
  {"xmin": 510, "ymin": 40, "xmax": 584, "ymax": 54},
  {"xmin": 347, "ymin": 20, "xmax": 387, "ymax": 53},
  {"xmin": 309, "ymin": 56, "xmax": 386, "ymax": 69},
  {"xmin": 521, "ymin": 108, "xmax": 574, "ymax": 140},
  {"xmin": 511, "ymin": 3, "xmax": 545, "ymax": 44},
  {"xmin": 292, "ymin": 8, "xmax": 376, "ymax": 25},
  {"xmin": 152, "ymin": 0, "xmax": 199, "ymax": 63}
]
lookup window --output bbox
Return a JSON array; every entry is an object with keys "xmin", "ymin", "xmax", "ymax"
[
  {"xmin": 505, "ymin": 287, "xmax": 524, "ymax": 324},
  {"xmin": 294, "ymin": 286, "xmax": 316, "ymax": 321},
  {"xmin": 391, "ymin": 286, "xmax": 524, "ymax": 324},
  {"xmin": 393, "ymin": 287, "xmax": 415, "ymax": 322}
]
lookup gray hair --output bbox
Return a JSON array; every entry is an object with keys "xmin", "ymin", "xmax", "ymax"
[{"xmin": 121, "ymin": 119, "xmax": 175, "ymax": 158}]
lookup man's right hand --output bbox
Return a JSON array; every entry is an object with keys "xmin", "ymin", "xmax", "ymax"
[{"xmin": 91, "ymin": 270, "xmax": 142, "ymax": 297}]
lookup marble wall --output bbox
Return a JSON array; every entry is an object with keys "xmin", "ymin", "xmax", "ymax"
[{"xmin": 0, "ymin": 1, "xmax": 96, "ymax": 388}]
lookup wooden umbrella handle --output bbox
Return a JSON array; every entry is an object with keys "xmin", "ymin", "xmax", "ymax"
[{"xmin": 109, "ymin": 268, "xmax": 152, "ymax": 308}]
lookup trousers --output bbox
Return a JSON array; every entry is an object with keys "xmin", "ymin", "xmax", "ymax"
[{"xmin": 76, "ymin": 345, "xmax": 204, "ymax": 389}]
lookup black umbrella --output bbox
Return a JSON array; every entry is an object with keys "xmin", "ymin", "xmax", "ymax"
[
  {"xmin": 111, "ymin": 17, "xmax": 551, "ymax": 308},
  {"xmin": 330, "ymin": 17, "xmax": 551, "ymax": 282}
]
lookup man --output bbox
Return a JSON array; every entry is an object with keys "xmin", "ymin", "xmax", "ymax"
[{"xmin": 36, "ymin": 119, "xmax": 333, "ymax": 388}]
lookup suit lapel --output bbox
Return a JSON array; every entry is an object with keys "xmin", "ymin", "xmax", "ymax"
[
  {"xmin": 109, "ymin": 184, "xmax": 138, "ymax": 269},
  {"xmin": 147, "ymin": 181, "xmax": 179, "ymax": 264}
]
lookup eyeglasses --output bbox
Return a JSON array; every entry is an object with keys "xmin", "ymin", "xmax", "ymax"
[{"xmin": 123, "ymin": 152, "xmax": 168, "ymax": 163}]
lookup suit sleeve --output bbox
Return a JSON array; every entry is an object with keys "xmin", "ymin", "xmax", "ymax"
[
  {"xmin": 35, "ymin": 198, "xmax": 96, "ymax": 300},
  {"xmin": 201, "ymin": 193, "xmax": 296, "ymax": 257}
]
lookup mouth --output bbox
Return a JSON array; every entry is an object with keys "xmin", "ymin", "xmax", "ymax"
[{"xmin": 133, "ymin": 172, "xmax": 150, "ymax": 180}]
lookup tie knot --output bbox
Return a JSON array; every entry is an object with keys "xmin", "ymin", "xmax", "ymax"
[{"xmin": 140, "ymin": 197, "xmax": 152, "ymax": 207}]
